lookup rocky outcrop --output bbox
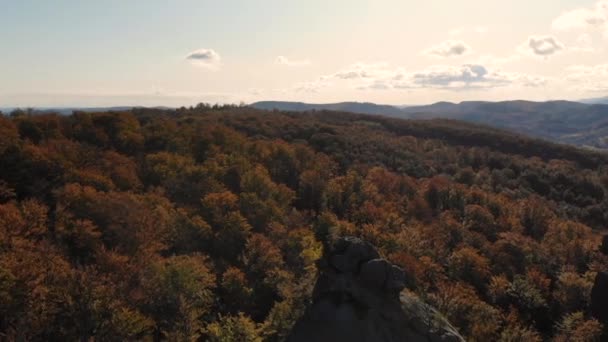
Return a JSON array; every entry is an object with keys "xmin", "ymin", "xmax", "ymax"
[
  {"xmin": 591, "ymin": 272, "xmax": 608, "ymax": 323},
  {"xmin": 591, "ymin": 237, "xmax": 608, "ymax": 325},
  {"xmin": 287, "ymin": 236, "xmax": 464, "ymax": 342},
  {"xmin": 600, "ymin": 235, "xmax": 608, "ymax": 256}
]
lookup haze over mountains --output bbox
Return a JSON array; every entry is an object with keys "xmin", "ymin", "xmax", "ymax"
[
  {"xmin": 0, "ymin": 106, "xmax": 172, "ymax": 116},
  {"xmin": 582, "ymin": 96, "xmax": 608, "ymax": 105},
  {"xmin": 252, "ymin": 100, "xmax": 608, "ymax": 150},
  {"xmin": 6, "ymin": 98, "xmax": 608, "ymax": 150}
]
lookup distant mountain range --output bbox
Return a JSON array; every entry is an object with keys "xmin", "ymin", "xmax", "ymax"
[
  {"xmin": 581, "ymin": 96, "xmax": 608, "ymax": 105},
  {"xmin": 251, "ymin": 100, "xmax": 608, "ymax": 149},
  {"xmin": 5, "ymin": 100, "xmax": 608, "ymax": 149},
  {"xmin": 250, "ymin": 101, "xmax": 405, "ymax": 117},
  {"xmin": 0, "ymin": 106, "xmax": 172, "ymax": 115}
]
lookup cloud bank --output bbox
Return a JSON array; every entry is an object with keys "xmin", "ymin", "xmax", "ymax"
[
  {"xmin": 552, "ymin": 1, "xmax": 608, "ymax": 36},
  {"xmin": 293, "ymin": 62, "xmax": 546, "ymax": 93},
  {"xmin": 566, "ymin": 63, "xmax": 608, "ymax": 92}
]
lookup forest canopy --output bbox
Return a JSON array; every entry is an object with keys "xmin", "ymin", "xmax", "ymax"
[{"xmin": 0, "ymin": 105, "xmax": 607, "ymax": 341}]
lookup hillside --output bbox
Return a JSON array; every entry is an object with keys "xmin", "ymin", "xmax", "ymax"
[
  {"xmin": 251, "ymin": 101, "xmax": 405, "ymax": 117},
  {"xmin": 251, "ymin": 100, "xmax": 608, "ymax": 149},
  {"xmin": 402, "ymin": 100, "xmax": 608, "ymax": 149},
  {"xmin": 582, "ymin": 96, "xmax": 608, "ymax": 105},
  {"xmin": 0, "ymin": 107, "xmax": 607, "ymax": 340}
]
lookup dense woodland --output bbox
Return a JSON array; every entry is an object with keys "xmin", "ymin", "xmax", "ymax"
[{"xmin": 1, "ymin": 105, "xmax": 608, "ymax": 341}]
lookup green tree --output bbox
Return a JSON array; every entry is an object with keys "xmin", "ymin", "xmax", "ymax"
[
  {"xmin": 205, "ymin": 313, "xmax": 262, "ymax": 342},
  {"xmin": 140, "ymin": 255, "xmax": 216, "ymax": 340}
]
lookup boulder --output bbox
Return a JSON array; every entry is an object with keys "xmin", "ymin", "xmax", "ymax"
[
  {"xmin": 601, "ymin": 235, "xmax": 608, "ymax": 256},
  {"xmin": 591, "ymin": 271, "xmax": 608, "ymax": 323},
  {"xmin": 288, "ymin": 236, "xmax": 464, "ymax": 342},
  {"xmin": 359, "ymin": 258, "xmax": 391, "ymax": 290},
  {"xmin": 329, "ymin": 236, "xmax": 380, "ymax": 273},
  {"xmin": 387, "ymin": 265, "xmax": 407, "ymax": 293}
]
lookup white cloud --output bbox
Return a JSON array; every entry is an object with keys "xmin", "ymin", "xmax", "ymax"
[
  {"xmin": 292, "ymin": 63, "xmax": 394, "ymax": 93},
  {"xmin": 276, "ymin": 56, "xmax": 311, "ymax": 67},
  {"xmin": 292, "ymin": 62, "xmax": 547, "ymax": 93},
  {"xmin": 410, "ymin": 65, "xmax": 503, "ymax": 88},
  {"xmin": 293, "ymin": 75, "xmax": 335, "ymax": 93},
  {"xmin": 423, "ymin": 40, "xmax": 472, "ymax": 58},
  {"xmin": 519, "ymin": 36, "xmax": 564, "ymax": 57},
  {"xmin": 565, "ymin": 63, "xmax": 608, "ymax": 92},
  {"xmin": 186, "ymin": 48, "xmax": 221, "ymax": 69},
  {"xmin": 566, "ymin": 64, "xmax": 608, "ymax": 77},
  {"xmin": 332, "ymin": 62, "xmax": 391, "ymax": 79},
  {"xmin": 508, "ymin": 73, "xmax": 550, "ymax": 88},
  {"xmin": 393, "ymin": 65, "xmax": 546, "ymax": 90},
  {"xmin": 292, "ymin": 63, "xmax": 401, "ymax": 92},
  {"xmin": 293, "ymin": 79, "xmax": 329, "ymax": 93},
  {"xmin": 552, "ymin": 1, "xmax": 608, "ymax": 36}
]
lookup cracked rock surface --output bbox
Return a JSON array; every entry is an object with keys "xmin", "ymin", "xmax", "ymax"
[{"xmin": 287, "ymin": 236, "xmax": 464, "ymax": 342}]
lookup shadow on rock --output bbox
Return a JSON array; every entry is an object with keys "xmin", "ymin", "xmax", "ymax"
[{"xmin": 288, "ymin": 236, "xmax": 464, "ymax": 342}]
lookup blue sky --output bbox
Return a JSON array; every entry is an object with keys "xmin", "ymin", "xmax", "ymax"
[{"xmin": 1, "ymin": 0, "xmax": 607, "ymax": 107}]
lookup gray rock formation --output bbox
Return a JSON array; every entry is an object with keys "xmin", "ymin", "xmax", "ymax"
[
  {"xmin": 591, "ymin": 272, "xmax": 608, "ymax": 323},
  {"xmin": 590, "ymin": 236, "xmax": 608, "ymax": 340},
  {"xmin": 600, "ymin": 235, "xmax": 608, "ymax": 256},
  {"xmin": 287, "ymin": 236, "xmax": 464, "ymax": 342}
]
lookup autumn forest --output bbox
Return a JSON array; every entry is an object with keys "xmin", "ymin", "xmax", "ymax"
[{"xmin": 1, "ymin": 105, "xmax": 608, "ymax": 341}]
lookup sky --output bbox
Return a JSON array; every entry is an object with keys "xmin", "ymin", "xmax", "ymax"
[{"xmin": 1, "ymin": 0, "xmax": 608, "ymax": 107}]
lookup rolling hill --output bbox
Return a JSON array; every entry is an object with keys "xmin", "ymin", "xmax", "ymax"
[
  {"xmin": 251, "ymin": 101, "xmax": 405, "ymax": 117},
  {"xmin": 581, "ymin": 96, "xmax": 608, "ymax": 105},
  {"xmin": 252, "ymin": 100, "xmax": 608, "ymax": 149},
  {"xmin": 402, "ymin": 100, "xmax": 608, "ymax": 149}
]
